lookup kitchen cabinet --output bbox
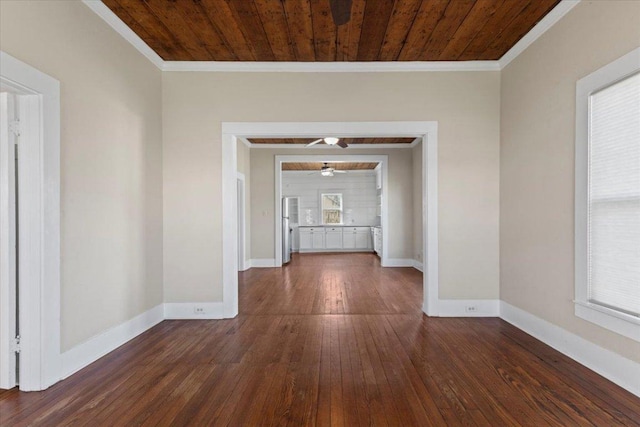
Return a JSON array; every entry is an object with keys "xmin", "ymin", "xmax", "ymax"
[
  {"xmin": 299, "ymin": 226, "xmax": 372, "ymax": 252},
  {"xmin": 325, "ymin": 228, "xmax": 342, "ymax": 249},
  {"xmin": 300, "ymin": 227, "xmax": 325, "ymax": 250},
  {"xmin": 343, "ymin": 231, "xmax": 355, "ymax": 249},
  {"xmin": 343, "ymin": 227, "xmax": 371, "ymax": 250},
  {"xmin": 372, "ymin": 227, "xmax": 382, "ymax": 257},
  {"xmin": 356, "ymin": 230, "xmax": 370, "ymax": 249}
]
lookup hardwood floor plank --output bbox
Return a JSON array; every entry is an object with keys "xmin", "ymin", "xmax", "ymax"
[{"xmin": 2, "ymin": 254, "xmax": 638, "ymax": 426}]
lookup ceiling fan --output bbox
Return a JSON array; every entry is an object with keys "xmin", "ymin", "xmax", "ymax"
[
  {"xmin": 309, "ymin": 163, "xmax": 348, "ymax": 177},
  {"xmin": 329, "ymin": 0, "xmax": 353, "ymax": 26},
  {"xmin": 306, "ymin": 137, "xmax": 349, "ymax": 148}
]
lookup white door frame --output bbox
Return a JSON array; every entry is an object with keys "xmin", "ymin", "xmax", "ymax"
[
  {"xmin": 237, "ymin": 172, "xmax": 247, "ymax": 272},
  {"xmin": 0, "ymin": 52, "xmax": 61, "ymax": 391},
  {"xmin": 221, "ymin": 122, "xmax": 439, "ymax": 318},
  {"xmin": 274, "ymin": 155, "xmax": 389, "ymax": 267}
]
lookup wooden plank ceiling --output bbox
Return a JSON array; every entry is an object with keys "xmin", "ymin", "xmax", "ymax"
[
  {"xmin": 103, "ymin": 0, "xmax": 560, "ymax": 62},
  {"xmin": 248, "ymin": 137, "xmax": 416, "ymax": 145},
  {"xmin": 283, "ymin": 162, "xmax": 378, "ymax": 171}
]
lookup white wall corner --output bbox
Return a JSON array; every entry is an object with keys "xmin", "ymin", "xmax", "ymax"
[
  {"xmin": 60, "ymin": 304, "xmax": 164, "ymax": 379},
  {"xmin": 437, "ymin": 299, "xmax": 500, "ymax": 317},
  {"xmin": 412, "ymin": 260, "xmax": 424, "ymax": 272},
  {"xmin": 498, "ymin": 0, "xmax": 581, "ymax": 69},
  {"xmin": 500, "ymin": 301, "xmax": 640, "ymax": 397},
  {"xmin": 249, "ymin": 258, "xmax": 276, "ymax": 268},
  {"xmin": 82, "ymin": 0, "xmax": 164, "ymax": 69},
  {"xmin": 164, "ymin": 302, "xmax": 227, "ymax": 320}
]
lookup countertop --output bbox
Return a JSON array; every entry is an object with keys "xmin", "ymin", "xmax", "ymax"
[{"xmin": 298, "ymin": 225, "xmax": 377, "ymax": 228}]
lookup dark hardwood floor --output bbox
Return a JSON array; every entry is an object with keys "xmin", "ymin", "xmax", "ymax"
[{"xmin": 1, "ymin": 253, "xmax": 639, "ymax": 426}]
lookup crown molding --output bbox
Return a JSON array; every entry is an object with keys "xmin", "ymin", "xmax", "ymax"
[
  {"xmin": 84, "ymin": 0, "xmax": 579, "ymax": 73},
  {"xmin": 162, "ymin": 60, "xmax": 499, "ymax": 72},
  {"xmin": 499, "ymin": 0, "xmax": 581, "ymax": 69},
  {"xmin": 82, "ymin": 0, "xmax": 164, "ymax": 69}
]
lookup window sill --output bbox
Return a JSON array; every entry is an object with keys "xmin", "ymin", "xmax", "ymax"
[{"xmin": 574, "ymin": 301, "xmax": 640, "ymax": 342}]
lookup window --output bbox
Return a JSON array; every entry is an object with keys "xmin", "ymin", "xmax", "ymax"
[
  {"xmin": 321, "ymin": 193, "xmax": 343, "ymax": 224},
  {"xmin": 575, "ymin": 47, "xmax": 640, "ymax": 342}
]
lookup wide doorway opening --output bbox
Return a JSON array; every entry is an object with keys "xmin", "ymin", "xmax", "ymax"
[{"xmin": 222, "ymin": 122, "xmax": 438, "ymax": 317}]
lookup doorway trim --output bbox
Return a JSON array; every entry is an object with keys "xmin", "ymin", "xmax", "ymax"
[
  {"xmin": 0, "ymin": 52, "xmax": 61, "ymax": 391},
  {"xmin": 221, "ymin": 121, "xmax": 438, "ymax": 318},
  {"xmin": 274, "ymin": 155, "xmax": 389, "ymax": 267},
  {"xmin": 236, "ymin": 172, "xmax": 247, "ymax": 272}
]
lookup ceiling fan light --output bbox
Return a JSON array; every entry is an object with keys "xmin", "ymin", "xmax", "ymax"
[
  {"xmin": 321, "ymin": 169, "xmax": 333, "ymax": 177},
  {"xmin": 324, "ymin": 137, "xmax": 339, "ymax": 145}
]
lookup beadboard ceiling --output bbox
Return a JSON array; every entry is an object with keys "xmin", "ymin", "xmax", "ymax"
[
  {"xmin": 248, "ymin": 137, "xmax": 416, "ymax": 145},
  {"xmin": 283, "ymin": 162, "xmax": 378, "ymax": 171},
  {"xmin": 101, "ymin": 0, "xmax": 561, "ymax": 62}
]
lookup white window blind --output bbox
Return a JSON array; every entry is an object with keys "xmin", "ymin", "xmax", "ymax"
[{"xmin": 588, "ymin": 72, "xmax": 640, "ymax": 317}]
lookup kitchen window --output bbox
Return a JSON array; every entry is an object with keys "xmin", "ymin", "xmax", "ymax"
[
  {"xmin": 575, "ymin": 48, "xmax": 640, "ymax": 342},
  {"xmin": 321, "ymin": 193, "xmax": 343, "ymax": 225}
]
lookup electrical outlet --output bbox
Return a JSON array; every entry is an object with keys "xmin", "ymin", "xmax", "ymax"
[
  {"xmin": 465, "ymin": 305, "xmax": 477, "ymax": 313},
  {"xmin": 194, "ymin": 306, "xmax": 206, "ymax": 315}
]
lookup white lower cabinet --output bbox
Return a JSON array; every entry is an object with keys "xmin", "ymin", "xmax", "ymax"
[
  {"xmin": 312, "ymin": 231, "xmax": 325, "ymax": 249},
  {"xmin": 343, "ymin": 231, "xmax": 356, "ymax": 249},
  {"xmin": 356, "ymin": 230, "xmax": 370, "ymax": 249},
  {"xmin": 300, "ymin": 228, "xmax": 325, "ymax": 250},
  {"xmin": 325, "ymin": 228, "xmax": 342, "ymax": 249},
  {"xmin": 299, "ymin": 226, "xmax": 372, "ymax": 252}
]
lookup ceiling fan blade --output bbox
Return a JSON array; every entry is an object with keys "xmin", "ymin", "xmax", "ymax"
[
  {"xmin": 329, "ymin": 0, "xmax": 352, "ymax": 26},
  {"xmin": 337, "ymin": 140, "xmax": 349, "ymax": 148},
  {"xmin": 306, "ymin": 138, "xmax": 324, "ymax": 147}
]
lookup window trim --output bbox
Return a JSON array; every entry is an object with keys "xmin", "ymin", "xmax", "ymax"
[
  {"xmin": 320, "ymin": 192, "xmax": 343, "ymax": 225},
  {"xmin": 574, "ymin": 47, "xmax": 640, "ymax": 342}
]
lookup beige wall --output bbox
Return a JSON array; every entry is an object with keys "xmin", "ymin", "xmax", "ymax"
[
  {"xmin": 412, "ymin": 142, "xmax": 423, "ymax": 265},
  {"xmin": 501, "ymin": 0, "xmax": 640, "ymax": 362},
  {"xmin": 237, "ymin": 140, "xmax": 251, "ymax": 264},
  {"xmin": 249, "ymin": 147, "xmax": 415, "ymax": 260},
  {"xmin": 163, "ymin": 71, "xmax": 501, "ymax": 302},
  {"xmin": 0, "ymin": 1, "xmax": 164, "ymax": 351}
]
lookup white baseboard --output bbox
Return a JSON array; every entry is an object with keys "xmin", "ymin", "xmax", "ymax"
[
  {"xmin": 164, "ymin": 302, "xmax": 226, "ymax": 319},
  {"xmin": 60, "ymin": 304, "xmax": 164, "ymax": 379},
  {"xmin": 436, "ymin": 299, "xmax": 500, "ymax": 317},
  {"xmin": 382, "ymin": 258, "xmax": 415, "ymax": 267},
  {"xmin": 239, "ymin": 259, "xmax": 251, "ymax": 271},
  {"xmin": 500, "ymin": 301, "xmax": 640, "ymax": 397},
  {"xmin": 249, "ymin": 258, "xmax": 276, "ymax": 268},
  {"xmin": 412, "ymin": 260, "xmax": 424, "ymax": 272}
]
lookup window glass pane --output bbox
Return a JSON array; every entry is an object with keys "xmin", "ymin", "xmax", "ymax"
[
  {"xmin": 323, "ymin": 210, "xmax": 341, "ymax": 224},
  {"xmin": 588, "ymin": 72, "xmax": 640, "ymax": 316},
  {"xmin": 322, "ymin": 194, "xmax": 342, "ymax": 209}
]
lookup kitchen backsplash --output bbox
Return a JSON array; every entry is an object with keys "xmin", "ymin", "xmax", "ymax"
[{"xmin": 283, "ymin": 171, "xmax": 378, "ymax": 226}]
